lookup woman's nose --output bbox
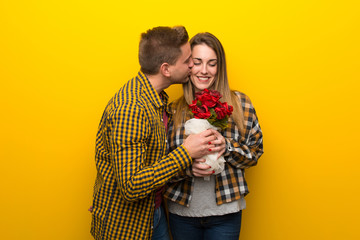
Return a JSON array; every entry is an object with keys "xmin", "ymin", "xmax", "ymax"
[{"xmin": 200, "ymin": 64, "xmax": 207, "ymax": 74}]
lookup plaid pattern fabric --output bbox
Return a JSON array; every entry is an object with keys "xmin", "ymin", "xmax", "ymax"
[
  {"xmin": 164, "ymin": 91, "xmax": 264, "ymax": 206},
  {"xmin": 91, "ymin": 71, "xmax": 193, "ymax": 240}
]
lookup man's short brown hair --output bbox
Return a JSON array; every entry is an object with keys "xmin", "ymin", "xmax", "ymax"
[{"xmin": 139, "ymin": 26, "xmax": 189, "ymax": 75}]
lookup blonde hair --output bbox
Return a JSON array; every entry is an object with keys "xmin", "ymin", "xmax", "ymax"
[{"xmin": 173, "ymin": 32, "xmax": 245, "ymax": 133}]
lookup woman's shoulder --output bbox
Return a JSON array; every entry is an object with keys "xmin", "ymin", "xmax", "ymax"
[
  {"xmin": 231, "ymin": 90, "xmax": 258, "ymax": 116},
  {"xmin": 231, "ymin": 90, "xmax": 252, "ymax": 104},
  {"xmin": 168, "ymin": 100, "xmax": 178, "ymax": 112},
  {"xmin": 169, "ymin": 96, "xmax": 186, "ymax": 111}
]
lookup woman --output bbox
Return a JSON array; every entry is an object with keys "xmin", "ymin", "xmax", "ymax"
[{"xmin": 164, "ymin": 32, "xmax": 264, "ymax": 240}]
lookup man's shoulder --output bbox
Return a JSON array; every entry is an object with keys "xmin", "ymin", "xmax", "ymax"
[
  {"xmin": 118, "ymin": 77, "xmax": 141, "ymax": 99},
  {"xmin": 108, "ymin": 76, "xmax": 150, "ymax": 114}
]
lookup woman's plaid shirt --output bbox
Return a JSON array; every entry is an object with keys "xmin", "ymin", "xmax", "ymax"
[
  {"xmin": 91, "ymin": 72, "xmax": 192, "ymax": 240},
  {"xmin": 164, "ymin": 91, "xmax": 264, "ymax": 206}
]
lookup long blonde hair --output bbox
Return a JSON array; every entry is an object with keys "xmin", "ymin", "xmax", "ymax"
[{"xmin": 173, "ymin": 32, "xmax": 245, "ymax": 133}]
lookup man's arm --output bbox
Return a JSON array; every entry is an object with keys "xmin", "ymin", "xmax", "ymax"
[{"xmin": 110, "ymin": 103, "xmax": 217, "ymax": 202}]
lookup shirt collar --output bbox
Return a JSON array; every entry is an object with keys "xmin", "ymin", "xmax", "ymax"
[{"xmin": 137, "ymin": 71, "xmax": 168, "ymax": 109}]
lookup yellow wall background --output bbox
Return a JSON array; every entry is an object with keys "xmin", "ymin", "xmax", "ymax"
[{"xmin": 1, "ymin": 0, "xmax": 359, "ymax": 239}]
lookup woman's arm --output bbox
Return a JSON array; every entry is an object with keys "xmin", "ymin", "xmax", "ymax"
[{"xmin": 223, "ymin": 92, "xmax": 264, "ymax": 169}]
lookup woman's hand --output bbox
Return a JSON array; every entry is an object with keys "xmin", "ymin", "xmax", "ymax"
[
  {"xmin": 209, "ymin": 129, "xmax": 226, "ymax": 159},
  {"xmin": 192, "ymin": 158, "xmax": 214, "ymax": 177}
]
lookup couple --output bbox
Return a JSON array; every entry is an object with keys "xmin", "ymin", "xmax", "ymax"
[{"xmin": 90, "ymin": 26, "xmax": 264, "ymax": 240}]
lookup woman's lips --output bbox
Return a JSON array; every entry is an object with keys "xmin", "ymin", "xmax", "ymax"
[{"xmin": 197, "ymin": 76, "xmax": 210, "ymax": 81}]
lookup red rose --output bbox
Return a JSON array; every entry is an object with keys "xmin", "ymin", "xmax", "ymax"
[
  {"xmin": 196, "ymin": 92, "xmax": 217, "ymax": 108},
  {"xmin": 190, "ymin": 104, "xmax": 211, "ymax": 119},
  {"xmin": 195, "ymin": 89, "xmax": 210, "ymax": 98},
  {"xmin": 227, "ymin": 105, "xmax": 233, "ymax": 115},
  {"xmin": 221, "ymin": 102, "xmax": 233, "ymax": 115},
  {"xmin": 214, "ymin": 106, "xmax": 228, "ymax": 119},
  {"xmin": 189, "ymin": 99, "xmax": 199, "ymax": 109},
  {"xmin": 208, "ymin": 89, "xmax": 222, "ymax": 101}
]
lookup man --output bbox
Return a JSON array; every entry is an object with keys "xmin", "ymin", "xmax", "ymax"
[{"xmin": 90, "ymin": 26, "xmax": 223, "ymax": 240}]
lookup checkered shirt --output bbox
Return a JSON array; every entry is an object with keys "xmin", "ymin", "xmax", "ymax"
[
  {"xmin": 91, "ymin": 71, "xmax": 192, "ymax": 240},
  {"xmin": 164, "ymin": 91, "xmax": 264, "ymax": 206}
]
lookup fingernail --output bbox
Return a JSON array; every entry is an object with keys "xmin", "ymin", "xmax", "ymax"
[
  {"xmin": 208, "ymin": 142, "xmax": 211, "ymax": 144},
  {"xmin": 212, "ymin": 171, "xmax": 215, "ymax": 174},
  {"xmin": 208, "ymin": 149, "xmax": 212, "ymax": 151}
]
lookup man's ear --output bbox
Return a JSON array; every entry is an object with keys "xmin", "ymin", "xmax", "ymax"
[{"xmin": 159, "ymin": 63, "xmax": 171, "ymax": 77}]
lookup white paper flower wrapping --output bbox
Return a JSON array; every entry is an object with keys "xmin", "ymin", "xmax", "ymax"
[{"xmin": 184, "ymin": 118, "xmax": 225, "ymax": 180}]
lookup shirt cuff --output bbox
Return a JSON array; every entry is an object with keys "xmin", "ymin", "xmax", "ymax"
[
  {"xmin": 224, "ymin": 138, "xmax": 233, "ymax": 157},
  {"xmin": 168, "ymin": 144, "xmax": 192, "ymax": 171}
]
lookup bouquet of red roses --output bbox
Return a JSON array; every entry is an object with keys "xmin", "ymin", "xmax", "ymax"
[
  {"xmin": 185, "ymin": 89, "xmax": 233, "ymax": 180},
  {"xmin": 189, "ymin": 89, "xmax": 233, "ymax": 130}
]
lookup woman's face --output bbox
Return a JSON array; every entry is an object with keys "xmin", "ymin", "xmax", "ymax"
[{"xmin": 190, "ymin": 44, "xmax": 218, "ymax": 92}]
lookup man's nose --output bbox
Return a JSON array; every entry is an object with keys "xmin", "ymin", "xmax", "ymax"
[{"xmin": 188, "ymin": 58, "xmax": 194, "ymax": 68}]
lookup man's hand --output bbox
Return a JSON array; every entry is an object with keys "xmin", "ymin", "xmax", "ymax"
[{"xmin": 182, "ymin": 129, "xmax": 217, "ymax": 159}]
